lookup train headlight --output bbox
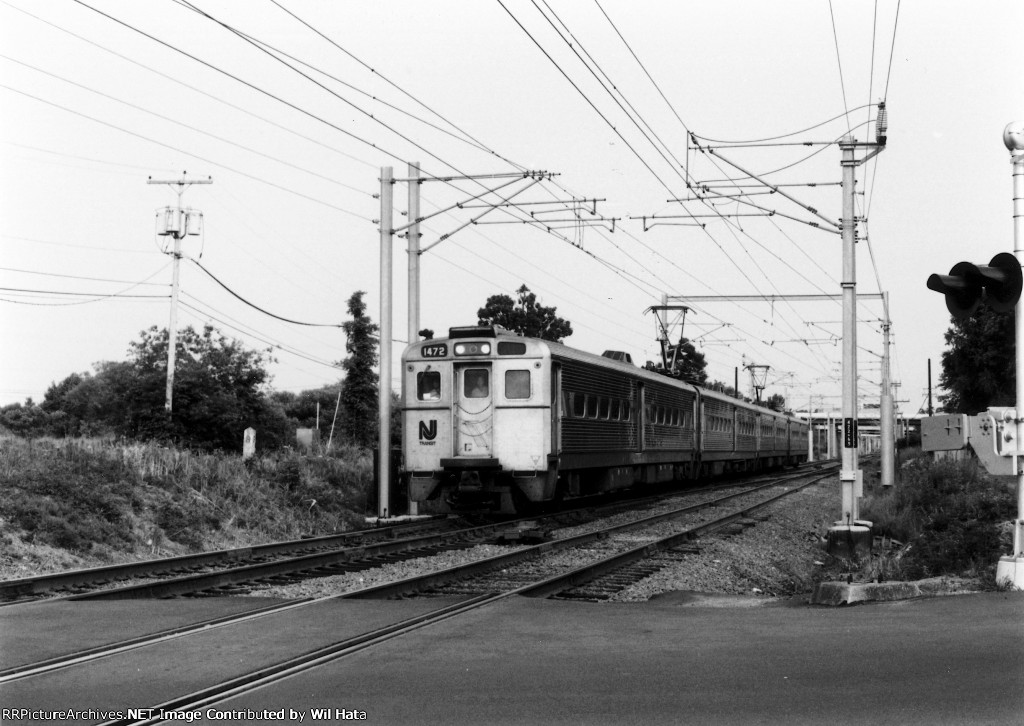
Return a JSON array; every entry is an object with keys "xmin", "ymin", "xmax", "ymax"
[{"xmin": 454, "ymin": 342, "xmax": 491, "ymax": 356}]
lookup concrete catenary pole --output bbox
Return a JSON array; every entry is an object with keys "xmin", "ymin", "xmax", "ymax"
[
  {"xmin": 839, "ymin": 136, "xmax": 860, "ymax": 517},
  {"xmin": 378, "ymin": 167, "xmax": 394, "ymax": 519},
  {"xmin": 827, "ymin": 136, "xmax": 871, "ymax": 557},
  {"xmin": 880, "ymin": 292, "xmax": 895, "ymax": 487},
  {"xmin": 807, "ymin": 395, "xmax": 814, "ymax": 463},
  {"xmin": 407, "ymin": 161, "xmax": 421, "ymax": 517},
  {"xmin": 997, "ymin": 121, "xmax": 1024, "ymax": 588}
]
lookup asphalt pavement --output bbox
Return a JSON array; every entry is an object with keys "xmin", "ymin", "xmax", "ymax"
[
  {"xmin": 202, "ymin": 591, "xmax": 1024, "ymax": 725},
  {"xmin": 3, "ymin": 590, "xmax": 1022, "ymax": 725}
]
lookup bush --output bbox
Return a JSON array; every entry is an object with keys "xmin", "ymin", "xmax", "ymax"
[
  {"xmin": 0, "ymin": 435, "xmax": 377, "ymax": 559},
  {"xmin": 861, "ymin": 454, "xmax": 1015, "ymax": 579}
]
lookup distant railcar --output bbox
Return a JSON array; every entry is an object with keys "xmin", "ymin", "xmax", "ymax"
[{"xmin": 401, "ymin": 326, "xmax": 808, "ymax": 512}]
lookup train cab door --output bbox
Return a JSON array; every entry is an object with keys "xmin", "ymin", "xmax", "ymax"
[
  {"xmin": 454, "ymin": 364, "xmax": 493, "ymax": 457},
  {"xmin": 551, "ymin": 363, "xmax": 561, "ymax": 455}
]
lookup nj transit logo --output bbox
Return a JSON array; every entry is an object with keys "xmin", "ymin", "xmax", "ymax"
[{"xmin": 418, "ymin": 420, "xmax": 437, "ymax": 443}]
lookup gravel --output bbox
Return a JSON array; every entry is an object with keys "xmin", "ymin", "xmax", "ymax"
[
  {"xmin": 610, "ymin": 484, "xmax": 836, "ymax": 601},
  {"xmin": 244, "ymin": 478, "xmax": 844, "ymax": 603}
]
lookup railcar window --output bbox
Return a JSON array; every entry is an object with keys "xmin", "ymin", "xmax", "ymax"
[
  {"xmin": 586, "ymin": 395, "xmax": 598, "ymax": 418},
  {"xmin": 464, "ymin": 369, "xmax": 489, "ymax": 398},
  {"xmin": 610, "ymin": 398, "xmax": 621, "ymax": 420},
  {"xmin": 572, "ymin": 393, "xmax": 585, "ymax": 418},
  {"xmin": 598, "ymin": 397, "xmax": 610, "ymax": 419},
  {"xmin": 505, "ymin": 370, "xmax": 531, "ymax": 399},
  {"xmin": 622, "ymin": 401, "xmax": 632, "ymax": 421},
  {"xmin": 497, "ymin": 342, "xmax": 527, "ymax": 355},
  {"xmin": 417, "ymin": 371, "xmax": 441, "ymax": 401}
]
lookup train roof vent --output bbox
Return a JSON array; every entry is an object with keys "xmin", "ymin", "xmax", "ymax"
[
  {"xmin": 449, "ymin": 325, "xmax": 512, "ymax": 339},
  {"xmin": 602, "ymin": 350, "xmax": 633, "ymax": 364}
]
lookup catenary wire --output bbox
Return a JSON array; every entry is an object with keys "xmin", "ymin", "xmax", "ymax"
[
  {"xmin": 0, "ymin": 83, "xmax": 371, "ymax": 220},
  {"xmin": 0, "ymin": 1, "xmax": 379, "ymax": 173}
]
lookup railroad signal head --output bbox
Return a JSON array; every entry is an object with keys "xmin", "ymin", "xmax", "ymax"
[{"xmin": 926, "ymin": 252, "xmax": 1023, "ymax": 320}]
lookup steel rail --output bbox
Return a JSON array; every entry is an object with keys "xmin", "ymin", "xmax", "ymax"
[
  {"xmin": 342, "ymin": 464, "xmax": 838, "ymax": 600},
  {"xmin": 9, "ymin": 463, "xmax": 829, "ymax": 603},
  {"xmin": 0, "ymin": 517, "xmax": 449, "ymax": 602},
  {"xmin": 518, "ymin": 470, "xmax": 835, "ymax": 599},
  {"xmin": 1, "ymin": 465, "xmax": 837, "ymax": 689},
  {"xmin": 97, "ymin": 466, "xmax": 838, "ymax": 725}
]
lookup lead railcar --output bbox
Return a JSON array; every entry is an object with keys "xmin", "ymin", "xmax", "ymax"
[{"xmin": 401, "ymin": 326, "xmax": 808, "ymax": 513}]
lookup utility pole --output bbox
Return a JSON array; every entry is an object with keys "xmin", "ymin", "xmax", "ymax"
[{"xmin": 149, "ymin": 173, "xmax": 212, "ymax": 413}]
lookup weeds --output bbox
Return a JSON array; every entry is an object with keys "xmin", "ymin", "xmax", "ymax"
[
  {"xmin": 859, "ymin": 454, "xmax": 1015, "ymax": 582},
  {"xmin": 0, "ymin": 435, "xmax": 375, "ymax": 563}
]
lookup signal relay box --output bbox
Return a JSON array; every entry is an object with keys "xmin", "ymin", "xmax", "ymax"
[
  {"xmin": 921, "ymin": 411, "xmax": 1016, "ymax": 476},
  {"xmin": 921, "ymin": 414, "xmax": 969, "ymax": 452}
]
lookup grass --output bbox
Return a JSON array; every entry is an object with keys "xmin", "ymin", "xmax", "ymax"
[
  {"xmin": 0, "ymin": 435, "xmax": 376, "ymax": 578},
  {"xmin": 858, "ymin": 450, "xmax": 1016, "ymax": 585}
]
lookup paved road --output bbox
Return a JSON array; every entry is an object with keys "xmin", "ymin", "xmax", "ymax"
[
  {"xmin": 205, "ymin": 591, "xmax": 1024, "ymax": 725},
  {"xmin": 3, "ymin": 591, "xmax": 1022, "ymax": 725}
]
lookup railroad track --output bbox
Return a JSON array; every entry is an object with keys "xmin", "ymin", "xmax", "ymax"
[
  {"xmin": 2, "ymin": 465, "xmax": 836, "ymax": 724},
  {"xmin": 352, "ymin": 464, "xmax": 838, "ymax": 601},
  {"xmin": 0, "ymin": 516, "xmax": 455, "ymax": 604},
  {"xmin": 0, "ymin": 461, "xmax": 833, "ymax": 605}
]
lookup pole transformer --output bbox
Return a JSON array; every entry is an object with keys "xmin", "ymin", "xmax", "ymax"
[{"xmin": 148, "ymin": 173, "xmax": 212, "ymax": 414}]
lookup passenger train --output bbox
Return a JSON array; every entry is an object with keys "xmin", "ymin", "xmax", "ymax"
[{"xmin": 401, "ymin": 325, "xmax": 809, "ymax": 513}]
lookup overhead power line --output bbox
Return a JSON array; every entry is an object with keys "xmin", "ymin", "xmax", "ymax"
[
  {"xmin": 0, "ymin": 83, "xmax": 370, "ymax": 220},
  {"xmin": 188, "ymin": 258, "xmax": 343, "ymax": 328}
]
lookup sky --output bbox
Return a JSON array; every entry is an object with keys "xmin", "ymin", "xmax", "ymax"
[{"xmin": 1, "ymin": 0, "xmax": 1022, "ymax": 420}]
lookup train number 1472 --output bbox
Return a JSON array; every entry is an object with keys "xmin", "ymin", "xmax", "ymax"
[{"xmin": 421, "ymin": 344, "xmax": 448, "ymax": 358}]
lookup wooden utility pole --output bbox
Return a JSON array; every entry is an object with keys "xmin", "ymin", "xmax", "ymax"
[{"xmin": 148, "ymin": 173, "xmax": 211, "ymax": 413}]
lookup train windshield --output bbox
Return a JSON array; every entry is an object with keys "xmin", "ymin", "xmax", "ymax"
[
  {"xmin": 464, "ymin": 369, "xmax": 489, "ymax": 398},
  {"xmin": 417, "ymin": 371, "xmax": 441, "ymax": 401}
]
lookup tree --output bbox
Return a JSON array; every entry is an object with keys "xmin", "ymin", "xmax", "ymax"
[
  {"xmin": 938, "ymin": 302, "xmax": 1014, "ymax": 413},
  {"xmin": 670, "ymin": 338, "xmax": 707, "ymax": 384},
  {"xmin": 0, "ymin": 399, "xmax": 48, "ymax": 437},
  {"xmin": 124, "ymin": 324, "xmax": 281, "ymax": 449},
  {"xmin": 477, "ymin": 285, "xmax": 573, "ymax": 342},
  {"xmin": 340, "ymin": 291, "xmax": 379, "ymax": 447},
  {"xmin": 764, "ymin": 393, "xmax": 787, "ymax": 412}
]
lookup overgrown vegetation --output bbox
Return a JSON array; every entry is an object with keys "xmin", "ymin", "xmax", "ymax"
[
  {"xmin": 859, "ymin": 451, "xmax": 1015, "ymax": 584},
  {"xmin": 0, "ymin": 435, "xmax": 377, "ymax": 577},
  {"xmin": 0, "ymin": 288, "xmax": 394, "ymax": 454}
]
